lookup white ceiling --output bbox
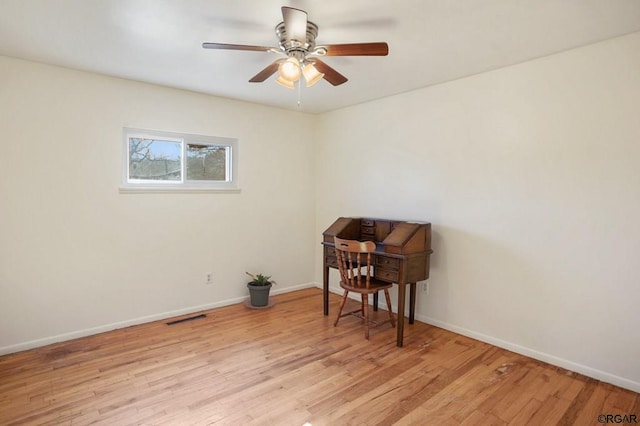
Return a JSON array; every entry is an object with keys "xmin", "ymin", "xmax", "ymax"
[{"xmin": 1, "ymin": 0, "xmax": 640, "ymax": 114}]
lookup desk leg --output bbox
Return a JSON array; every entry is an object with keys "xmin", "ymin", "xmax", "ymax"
[
  {"xmin": 409, "ymin": 283, "xmax": 416, "ymax": 324},
  {"xmin": 373, "ymin": 292, "xmax": 379, "ymax": 311},
  {"xmin": 396, "ymin": 282, "xmax": 406, "ymax": 347},
  {"xmin": 323, "ymin": 266, "xmax": 329, "ymax": 316}
]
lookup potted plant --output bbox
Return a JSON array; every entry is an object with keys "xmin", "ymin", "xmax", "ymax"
[{"xmin": 246, "ymin": 272, "xmax": 276, "ymax": 307}]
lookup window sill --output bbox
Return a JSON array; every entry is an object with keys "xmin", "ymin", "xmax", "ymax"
[{"xmin": 119, "ymin": 186, "xmax": 241, "ymax": 194}]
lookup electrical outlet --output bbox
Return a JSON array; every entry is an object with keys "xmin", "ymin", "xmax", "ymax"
[
  {"xmin": 422, "ymin": 282, "xmax": 429, "ymax": 294},
  {"xmin": 206, "ymin": 273, "xmax": 213, "ymax": 285}
]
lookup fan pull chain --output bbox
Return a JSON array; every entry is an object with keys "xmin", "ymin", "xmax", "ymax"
[{"xmin": 297, "ymin": 79, "xmax": 302, "ymax": 108}]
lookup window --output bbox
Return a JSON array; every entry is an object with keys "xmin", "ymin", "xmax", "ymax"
[{"xmin": 121, "ymin": 128, "xmax": 238, "ymax": 192}]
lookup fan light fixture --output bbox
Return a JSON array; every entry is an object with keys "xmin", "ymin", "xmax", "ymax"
[
  {"xmin": 278, "ymin": 57, "xmax": 301, "ymax": 81},
  {"xmin": 275, "ymin": 75, "xmax": 295, "ymax": 89},
  {"xmin": 275, "ymin": 57, "xmax": 325, "ymax": 89},
  {"xmin": 302, "ymin": 63, "xmax": 324, "ymax": 87}
]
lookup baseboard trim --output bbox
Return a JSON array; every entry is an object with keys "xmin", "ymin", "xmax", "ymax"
[
  {"xmin": 0, "ymin": 282, "xmax": 316, "ymax": 356},
  {"xmin": 417, "ymin": 315, "xmax": 640, "ymax": 393},
  {"xmin": 323, "ymin": 283, "xmax": 640, "ymax": 393},
  {"xmin": 5, "ymin": 282, "xmax": 638, "ymax": 393}
]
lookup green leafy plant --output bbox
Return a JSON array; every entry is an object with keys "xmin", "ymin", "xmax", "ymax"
[{"xmin": 245, "ymin": 272, "xmax": 276, "ymax": 286}]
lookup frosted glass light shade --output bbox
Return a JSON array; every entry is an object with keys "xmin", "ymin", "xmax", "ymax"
[
  {"xmin": 278, "ymin": 57, "xmax": 301, "ymax": 82},
  {"xmin": 275, "ymin": 75, "xmax": 295, "ymax": 89},
  {"xmin": 302, "ymin": 63, "xmax": 324, "ymax": 87}
]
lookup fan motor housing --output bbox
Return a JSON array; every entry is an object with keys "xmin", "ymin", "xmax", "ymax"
[{"xmin": 275, "ymin": 21, "xmax": 318, "ymax": 54}]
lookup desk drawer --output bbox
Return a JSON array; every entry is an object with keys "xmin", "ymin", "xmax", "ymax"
[
  {"xmin": 375, "ymin": 268, "xmax": 399, "ymax": 282},
  {"xmin": 325, "ymin": 256, "xmax": 338, "ymax": 268},
  {"xmin": 375, "ymin": 256, "xmax": 400, "ymax": 269},
  {"xmin": 361, "ymin": 226, "xmax": 375, "ymax": 235}
]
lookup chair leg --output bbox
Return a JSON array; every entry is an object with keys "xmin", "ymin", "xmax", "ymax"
[
  {"xmin": 360, "ymin": 294, "xmax": 366, "ymax": 318},
  {"xmin": 363, "ymin": 292, "xmax": 370, "ymax": 340},
  {"xmin": 334, "ymin": 290, "xmax": 350, "ymax": 327},
  {"xmin": 384, "ymin": 289, "xmax": 395, "ymax": 328}
]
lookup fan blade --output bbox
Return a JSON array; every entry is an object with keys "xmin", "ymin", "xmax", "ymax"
[
  {"xmin": 202, "ymin": 42, "xmax": 274, "ymax": 52},
  {"xmin": 249, "ymin": 61, "xmax": 280, "ymax": 83},
  {"xmin": 282, "ymin": 7, "xmax": 308, "ymax": 43},
  {"xmin": 312, "ymin": 59, "xmax": 348, "ymax": 86},
  {"xmin": 323, "ymin": 42, "xmax": 389, "ymax": 56}
]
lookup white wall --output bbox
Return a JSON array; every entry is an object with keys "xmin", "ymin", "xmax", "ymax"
[
  {"xmin": 315, "ymin": 32, "xmax": 640, "ymax": 392},
  {"xmin": 0, "ymin": 56, "xmax": 316, "ymax": 352}
]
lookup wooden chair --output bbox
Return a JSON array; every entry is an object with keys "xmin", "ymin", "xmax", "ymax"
[{"xmin": 333, "ymin": 237, "xmax": 396, "ymax": 340}]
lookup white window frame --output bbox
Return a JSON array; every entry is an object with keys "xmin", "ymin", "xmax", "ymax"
[{"xmin": 120, "ymin": 127, "xmax": 239, "ymax": 193}]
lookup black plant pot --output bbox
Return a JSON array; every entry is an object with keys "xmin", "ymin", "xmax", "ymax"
[{"xmin": 247, "ymin": 283, "xmax": 272, "ymax": 307}]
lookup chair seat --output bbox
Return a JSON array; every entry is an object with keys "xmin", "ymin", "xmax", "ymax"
[{"xmin": 339, "ymin": 278, "xmax": 393, "ymax": 294}]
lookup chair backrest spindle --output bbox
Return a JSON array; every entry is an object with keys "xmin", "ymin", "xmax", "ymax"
[{"xmin": 334, "ymin": 237, "xmax": 376, "ymax": 289}]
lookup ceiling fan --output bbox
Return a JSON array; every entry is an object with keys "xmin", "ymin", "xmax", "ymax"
[{"xmin": 202, "ymin": 6, "xmax": 389, "ymax": 88}]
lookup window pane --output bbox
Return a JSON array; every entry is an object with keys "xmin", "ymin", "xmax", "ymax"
[
  {"xmin": 122, "ymin": 127, "xmax": 238, "ymax": 191},
  {"xmin": 186, "ymin": 144, "xmax": 228, "ymax": 181},
  {"xmin": 129, "ymin": 138, "xmax": 181, "ymax": 181}
]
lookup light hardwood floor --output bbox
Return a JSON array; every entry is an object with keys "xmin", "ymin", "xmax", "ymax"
[{"xmin": 1, "ymin": 288, "xmax": 638, "ymax": 425}]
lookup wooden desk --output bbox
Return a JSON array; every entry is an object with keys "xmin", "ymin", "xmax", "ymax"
[{"xmin": 322, "ymin": 217, "xmax": 433, "ymax": 347}]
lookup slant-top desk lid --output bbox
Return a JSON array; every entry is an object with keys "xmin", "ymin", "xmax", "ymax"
[{"xmin": 322, "ymin": 217, "xmax": 432, "ymax": 255}]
